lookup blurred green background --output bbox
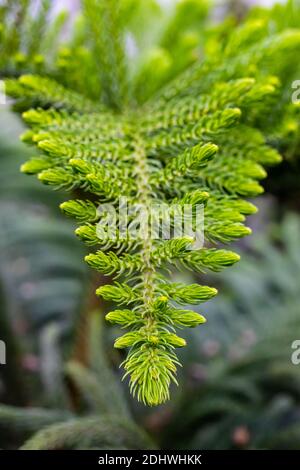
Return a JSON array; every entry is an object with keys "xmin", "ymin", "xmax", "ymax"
[{"xmin": 0, "ymin": 0, "xmax": 300, "ymax": 450}]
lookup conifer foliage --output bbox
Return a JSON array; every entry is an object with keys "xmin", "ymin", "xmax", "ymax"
[{"xmin": 4, "ymin": 0, "xmax": 300, "ymax": 405}]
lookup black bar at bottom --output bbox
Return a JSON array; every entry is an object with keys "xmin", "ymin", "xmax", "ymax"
[{"xmin": 0, "ymin": 450, "xmax": 299, "ymax": 466}]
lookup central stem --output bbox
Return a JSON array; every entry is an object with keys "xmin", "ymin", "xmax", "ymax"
[{"xmin": 133, "ymin": 135, "xmax": 156, "ymax": 328}]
